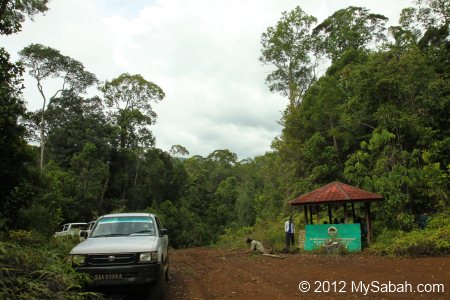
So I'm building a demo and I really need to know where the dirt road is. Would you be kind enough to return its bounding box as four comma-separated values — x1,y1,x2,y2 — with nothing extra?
165,247,450,300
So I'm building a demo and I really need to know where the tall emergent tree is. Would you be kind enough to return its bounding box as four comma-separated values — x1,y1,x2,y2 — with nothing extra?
260,6,319,109
18,44,98,171
101,73,164,149
101,73,164,199
0,0,48,228
312,6,388,62
169,144,189,157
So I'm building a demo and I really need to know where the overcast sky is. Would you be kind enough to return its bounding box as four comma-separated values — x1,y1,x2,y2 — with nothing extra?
1,0,413,160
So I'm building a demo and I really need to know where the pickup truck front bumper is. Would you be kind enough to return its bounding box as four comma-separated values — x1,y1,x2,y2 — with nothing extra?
77,263,162,287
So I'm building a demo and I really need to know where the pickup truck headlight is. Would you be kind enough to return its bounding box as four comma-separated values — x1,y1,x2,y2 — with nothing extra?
139,251,158,263
71,254,86,266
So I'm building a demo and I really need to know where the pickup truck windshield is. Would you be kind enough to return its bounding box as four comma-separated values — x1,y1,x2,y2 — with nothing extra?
91,216,156,237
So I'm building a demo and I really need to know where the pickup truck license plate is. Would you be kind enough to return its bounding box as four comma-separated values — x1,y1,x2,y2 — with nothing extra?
94,273,122,280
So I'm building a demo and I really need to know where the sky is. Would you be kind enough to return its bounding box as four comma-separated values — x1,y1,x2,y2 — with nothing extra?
1,0,413,160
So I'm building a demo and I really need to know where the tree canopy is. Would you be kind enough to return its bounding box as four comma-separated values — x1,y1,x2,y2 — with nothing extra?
259,6,318,108
19,43,98,171
1,0,448,251
0,0,48,35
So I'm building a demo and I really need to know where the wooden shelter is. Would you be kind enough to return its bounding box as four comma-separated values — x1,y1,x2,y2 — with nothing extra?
289,181,384,244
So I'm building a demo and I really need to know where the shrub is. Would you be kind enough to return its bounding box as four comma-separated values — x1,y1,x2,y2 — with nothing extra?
215,226,254,250
217,214,302,252
20,205,64,238
0,236,102,299
426,210,450,229
255,218,286,251
312,241,349,255
9,229,47,246
369,211,450,257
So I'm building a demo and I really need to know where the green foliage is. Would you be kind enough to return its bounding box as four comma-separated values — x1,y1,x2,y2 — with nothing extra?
70,143,108,216
399,0,449,41
313,6,388,61
169,144,189,157
144,199,210,248
38,162,79,221
0,47,32,228
20,205,63,237
101,73,164,113
1,0,448,263
19,43,98,172
19,44,98,96
0,236,102,299
217,215,301,252
426,210,450,229
255,218,290,251
0,0,49,35
344,128,449,230
210,176,238,231
215,226,254,250
45,94,113,169
101,73,164,150
9,229,35,243
254,0,449,256
370,211,450,256
259,6,318,108
234,190,256,227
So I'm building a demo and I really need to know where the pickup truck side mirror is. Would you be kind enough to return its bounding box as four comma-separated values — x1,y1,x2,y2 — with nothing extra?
80,231,88,238
161,228,168,236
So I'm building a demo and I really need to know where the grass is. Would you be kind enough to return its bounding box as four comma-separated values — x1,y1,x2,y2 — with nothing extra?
216,215,302,253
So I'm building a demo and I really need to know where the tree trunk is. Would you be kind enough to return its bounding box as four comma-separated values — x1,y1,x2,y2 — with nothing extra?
39,117,45,172
134,150,141,186
99,163,110,212
37,81,47,172
328,116,339,152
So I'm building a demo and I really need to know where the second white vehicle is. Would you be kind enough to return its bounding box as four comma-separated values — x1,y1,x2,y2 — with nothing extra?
54,223,86,238
79,221,96,241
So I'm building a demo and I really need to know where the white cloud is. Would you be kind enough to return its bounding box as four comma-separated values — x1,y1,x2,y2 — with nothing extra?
0,0,413,159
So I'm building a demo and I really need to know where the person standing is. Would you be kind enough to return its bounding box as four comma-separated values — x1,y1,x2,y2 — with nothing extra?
285,216,295,249
417,213,428,229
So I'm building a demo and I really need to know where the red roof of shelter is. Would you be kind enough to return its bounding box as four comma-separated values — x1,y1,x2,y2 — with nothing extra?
289,181,383,206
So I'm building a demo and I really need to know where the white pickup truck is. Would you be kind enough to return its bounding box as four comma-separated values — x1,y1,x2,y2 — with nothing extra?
69,213,169,299
79,221,96,241
54,223,87,238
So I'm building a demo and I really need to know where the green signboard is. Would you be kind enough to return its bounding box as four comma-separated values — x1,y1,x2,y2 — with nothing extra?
304,224,361,252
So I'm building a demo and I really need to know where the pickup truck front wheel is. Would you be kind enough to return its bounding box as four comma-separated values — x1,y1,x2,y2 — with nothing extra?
165,256,170,281
146,265,166,300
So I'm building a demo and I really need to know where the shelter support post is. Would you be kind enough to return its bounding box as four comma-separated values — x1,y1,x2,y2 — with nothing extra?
343,203,348,223
304,205,309,225
351,202,356,223
365,202,372,244
327,205,332,224
309,205,314,225
316,205,320,224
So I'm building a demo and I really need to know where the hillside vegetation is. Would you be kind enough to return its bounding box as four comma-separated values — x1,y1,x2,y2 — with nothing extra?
0,1,449,298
